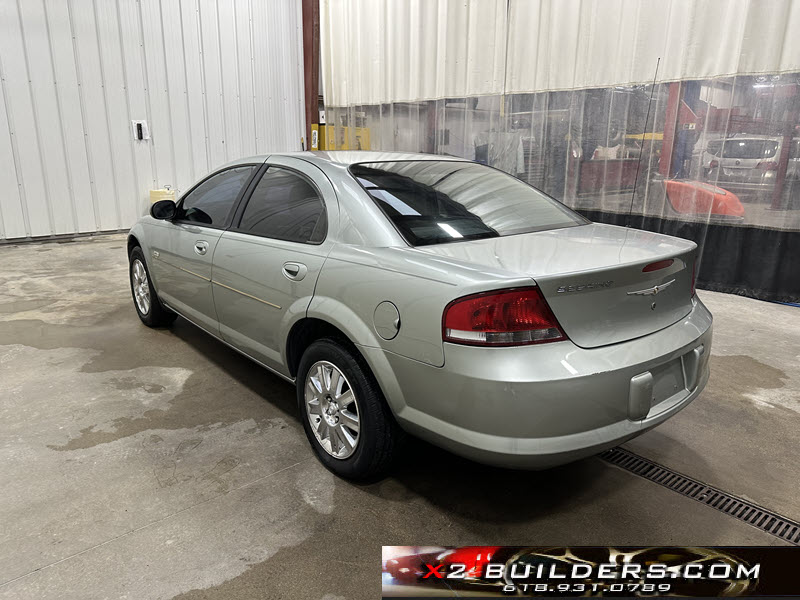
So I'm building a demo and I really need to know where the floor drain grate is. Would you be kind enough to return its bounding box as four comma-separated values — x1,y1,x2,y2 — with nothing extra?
601,447,800,546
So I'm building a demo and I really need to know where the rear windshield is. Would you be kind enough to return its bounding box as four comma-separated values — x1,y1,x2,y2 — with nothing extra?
707,139,779,159
350,161,586,246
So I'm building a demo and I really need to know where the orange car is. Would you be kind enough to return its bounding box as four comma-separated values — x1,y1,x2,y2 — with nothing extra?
661,179,745,220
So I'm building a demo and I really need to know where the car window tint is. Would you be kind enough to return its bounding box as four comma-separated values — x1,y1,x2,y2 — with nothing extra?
179,166,256,226
350,161,586,246
238,167,327,243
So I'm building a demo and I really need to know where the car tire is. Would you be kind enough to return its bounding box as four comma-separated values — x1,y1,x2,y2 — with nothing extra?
129,246,177,328
297,338,403,480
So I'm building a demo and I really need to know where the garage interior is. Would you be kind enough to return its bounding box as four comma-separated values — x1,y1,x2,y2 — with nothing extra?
1,1,799,599
2,236,798,598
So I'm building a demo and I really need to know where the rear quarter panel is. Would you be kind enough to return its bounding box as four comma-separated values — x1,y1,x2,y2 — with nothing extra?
309,244,531,368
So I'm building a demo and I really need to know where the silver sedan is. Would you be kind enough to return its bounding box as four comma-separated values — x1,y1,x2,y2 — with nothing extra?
128,151,712,479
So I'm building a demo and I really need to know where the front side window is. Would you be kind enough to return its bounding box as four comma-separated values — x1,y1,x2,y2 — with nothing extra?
178,166,256,227
238,167,327,243
350,161,586,246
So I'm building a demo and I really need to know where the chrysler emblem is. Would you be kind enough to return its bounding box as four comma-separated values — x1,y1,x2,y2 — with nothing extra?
627,279,675,296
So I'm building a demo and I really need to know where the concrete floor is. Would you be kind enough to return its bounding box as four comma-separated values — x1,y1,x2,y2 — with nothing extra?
0,234,797,599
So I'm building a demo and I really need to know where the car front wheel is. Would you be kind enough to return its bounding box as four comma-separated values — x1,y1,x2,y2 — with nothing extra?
297,338,402,479
129,246,177,328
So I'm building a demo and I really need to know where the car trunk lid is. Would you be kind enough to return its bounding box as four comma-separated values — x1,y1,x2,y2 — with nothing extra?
417,223,697,348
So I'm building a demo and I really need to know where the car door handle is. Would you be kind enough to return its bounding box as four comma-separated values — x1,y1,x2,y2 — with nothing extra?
282,262,307,281
194,240,209,256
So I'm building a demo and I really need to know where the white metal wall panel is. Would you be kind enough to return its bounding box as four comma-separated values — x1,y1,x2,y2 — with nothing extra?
95,0,139,230
161,1,194,192
70,0,121,233
0,1,49,237
321,0,506,107
116,0,158,219
18,0,73,235
0,0,304,240
140,0,176,193
198,0,226,168
321,0,800,106
504,0,798,93
177,0,208,182
0,72,24,239
44,0,97,234
234,0,256,159
252,0,305,156
218,1,242,161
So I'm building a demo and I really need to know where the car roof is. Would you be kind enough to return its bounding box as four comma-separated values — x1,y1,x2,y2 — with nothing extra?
214,151,472,248
215,150,472,170
276,150,470,166
220,150,470,170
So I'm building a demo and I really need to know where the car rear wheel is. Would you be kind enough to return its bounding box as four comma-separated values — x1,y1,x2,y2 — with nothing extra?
129,246,177,328
297,338,402,479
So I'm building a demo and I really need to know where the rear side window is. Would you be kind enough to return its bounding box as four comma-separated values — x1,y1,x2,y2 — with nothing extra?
238,167,327,243
179,166,256,227
350,161,586,246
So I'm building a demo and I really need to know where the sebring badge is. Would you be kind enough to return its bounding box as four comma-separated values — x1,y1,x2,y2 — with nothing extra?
627,279,675,296
556,280,614,293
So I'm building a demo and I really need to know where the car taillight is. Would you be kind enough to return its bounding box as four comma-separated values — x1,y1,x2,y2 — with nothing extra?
691,259,697,297
643,258,674,272
709,160,719,169
443,287,566,346
757,161,778,170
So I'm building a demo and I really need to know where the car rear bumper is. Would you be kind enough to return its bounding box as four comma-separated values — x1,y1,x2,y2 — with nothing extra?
365,298,712,469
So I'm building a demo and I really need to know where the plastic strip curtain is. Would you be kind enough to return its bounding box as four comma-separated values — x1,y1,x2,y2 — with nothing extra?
321,0,800,302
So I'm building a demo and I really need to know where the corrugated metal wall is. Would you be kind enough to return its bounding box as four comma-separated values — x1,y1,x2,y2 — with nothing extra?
321,0,800,106
0,0,305,241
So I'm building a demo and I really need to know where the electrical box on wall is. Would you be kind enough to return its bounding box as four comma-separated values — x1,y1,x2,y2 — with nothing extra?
131,120,150,141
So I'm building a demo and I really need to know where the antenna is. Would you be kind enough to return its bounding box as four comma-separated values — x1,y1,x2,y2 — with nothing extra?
627,57,661,227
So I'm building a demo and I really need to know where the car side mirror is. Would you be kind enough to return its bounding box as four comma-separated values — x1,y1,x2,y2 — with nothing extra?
150,200,176,220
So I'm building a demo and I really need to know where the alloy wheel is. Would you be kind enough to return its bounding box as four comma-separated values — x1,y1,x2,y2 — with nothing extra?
131,259,151,315
304,360,360,459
